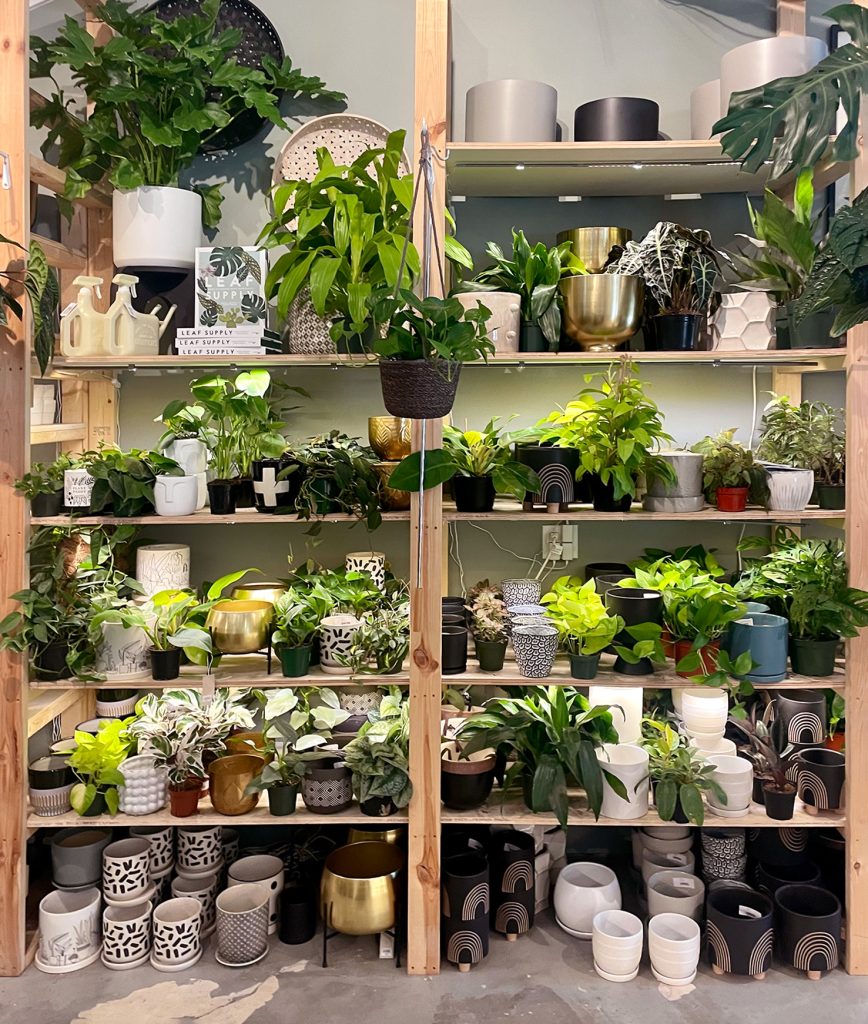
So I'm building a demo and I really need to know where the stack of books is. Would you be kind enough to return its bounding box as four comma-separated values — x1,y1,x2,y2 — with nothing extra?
173,327,282,356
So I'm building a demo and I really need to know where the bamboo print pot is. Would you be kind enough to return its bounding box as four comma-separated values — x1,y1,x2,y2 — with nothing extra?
512,625,558,679
102,838,152,904
442,851,490,971
775,884,841,977
706,888,774,979
101,903,152,970
172,871,221,938
345,551,386,591
554,862,621,939
215,883,270,967
797,749,845,812
592,910,643,983
129,825,173,876
319,614,361,673
36,888,102,974
490,830,536,940
177,826,222,876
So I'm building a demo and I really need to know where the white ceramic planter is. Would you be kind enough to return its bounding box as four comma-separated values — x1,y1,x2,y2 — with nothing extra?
154,475,198,517
151,897,203,971
345,551,386,591
720,36,828,117
135,543,191,598
553,862,621,938
129,825,174,876
707,754,753,815
648,912,701,986
713,292,775,351
119,755,168,815
592,909,644,982
455,291,521,352
215,883,270,966
102,903,152,970
641,847,696,888
95,693,139,718
632,828,693,869
172,870,221,938
177,825,222,876
588,686,643,743
680,687,729,735
764,468,815,512
102,837,152,903
319,614,362,674
166,439,208,510
597,744,650,821
95,620,151,680
647,869,706,923
690,78,721,139
37,888,102,973
465,79,558,142
691,734,737,758
50,828,113,889
29,783,74,817
227,854,285,935
513,625,558,679
113,186,202,269
63,468,94,509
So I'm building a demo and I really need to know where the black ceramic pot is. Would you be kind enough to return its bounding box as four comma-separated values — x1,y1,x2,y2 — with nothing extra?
443,613,466,628
150,646,181,681
442,625,468,676
790,636,840,677
590,475,633,512
796,748,845,812
573,96,659,141
585,562,630,581
361,795,398,817
519,320,548,352
771,689,827,748
605,586,663,675
34,641,69,681
816,485,845,510
453,476,496,513
232,477,256,508
706,887,774,978
488,829,535,938
757,859,822,897
441,754,496,811
28,756,73,790
515,445,584,509
809,830,846,904
763,783,797,821
748,827,808,868
252,458,296,513
775,884,842,975
207,479,236,516
442,852,490,968
31,490,64,518
654,313,704,351
379,359,460,419
279,886,317,944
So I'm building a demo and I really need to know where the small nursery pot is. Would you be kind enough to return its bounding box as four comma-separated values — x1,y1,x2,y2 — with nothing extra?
817,484,846,510
553,862,621,939
790,635,840,678
475,638,507,672
762,782,797,821
268,783,299,816
597,743,649,820
216,883,270,966
519,319,548,352
379,358,460,419
569,651,601,679
441,749,497,811
647,870,705,923
150,646,181,681
716,486,748,512
706,887,774,978
654,313,704,351
775,884,842,975
206,479,236,516
648,912,701,986
169,778,203,817
592,910,644,983
442,625,469,675
31,489,64,518
585,561,631,580
453,475,496,513
361,795,398,817
797,748,845,812
279,644,312,678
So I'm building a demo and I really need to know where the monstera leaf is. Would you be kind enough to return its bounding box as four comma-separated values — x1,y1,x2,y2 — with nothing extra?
714,5,868,177
208,247,247,276
241,294,267,323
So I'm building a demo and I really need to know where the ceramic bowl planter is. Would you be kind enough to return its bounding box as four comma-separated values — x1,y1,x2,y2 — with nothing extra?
36,888,102,974
475,638,507,672
379,359,461,419
215,883,270,967
680,687,729,736
50,828,113,889
597,744,650,820
706,887,774,979
319,614,361,674
118,755,168,815
150,897,203,971
647,870,705,923
177,825,222,876
512,625,558,678
797,748,845,813
592,910,643,983
648,912,701,986
490,830,536,940
643,450,704,512
605,587,663,675
775,884,841,978
102,837,152,904
764,467,815,512
561,273,644,352
442,851,490,971
102,902,152,970
280,886,318,945
727,613,789,684
465,79,557,142
554,862,621,939
441,748,497,811
208,754,264,816
574,96,659,141
442,625,469,675
28,756,74,817
790,636,840,678
707,755,753,817
154,474,198,517
129,825,173,876
113,185,201,269
301,759,353,815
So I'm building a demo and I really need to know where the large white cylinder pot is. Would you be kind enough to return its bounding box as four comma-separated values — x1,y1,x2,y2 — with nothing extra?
680,687,729,735
588,685,643,743
95,619,152,680
592,909,644,983
227,854,285,935
690,78,721,139
720,36,828,116
707,754,753,815
319,614,362,674
553,862,621,938
113,186,202,269
154,475,198,517
764,468,815,512
465,79,558,142
455,291,521,353
648,912,702,986
597,743,650,820
135,543,191,598
641,847,696,888
647,869,706,923
150,897,203,971
37,888,102,973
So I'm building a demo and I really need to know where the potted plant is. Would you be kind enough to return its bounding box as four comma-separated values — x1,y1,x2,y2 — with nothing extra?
541,576,624,679
458,686,622,828
810,403,846,510
538,359,676,511
466,585,508,672
338,596,410,676
271,585,333,677
607,221,723,350
343,689,413,816
32,0,343,266
67,719,133,816
155,402,213,510
692,429,755,511
755,394,819,511
457,229,587,351
641,719,725,825
15,454,74,517
0,232,58,376
79,446,166,517
728,709,796,820
288,432,383,530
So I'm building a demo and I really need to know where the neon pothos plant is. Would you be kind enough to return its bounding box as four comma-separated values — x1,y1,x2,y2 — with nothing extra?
0,235,59,375
541,577,624,656
641,719,725,825
67,718,133,815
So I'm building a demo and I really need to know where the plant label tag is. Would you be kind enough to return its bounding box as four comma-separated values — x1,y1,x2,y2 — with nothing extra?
201,673,216,700
666,853,688,865
673,877,693,889
59,302,76,319
739,905,762,919
378,932,394,959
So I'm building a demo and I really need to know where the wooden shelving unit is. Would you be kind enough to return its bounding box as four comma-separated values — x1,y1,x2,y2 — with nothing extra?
29,422,86,446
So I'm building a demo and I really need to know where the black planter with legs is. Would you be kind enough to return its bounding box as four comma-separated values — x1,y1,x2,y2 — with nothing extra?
706,887,774,979
775,884,842,977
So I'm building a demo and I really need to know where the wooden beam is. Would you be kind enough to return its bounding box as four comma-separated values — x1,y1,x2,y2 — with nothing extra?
31,234,86,272
29,155,110,209
0,0,31,979
777,0,806,34
406,0,448,978
771,367,803,403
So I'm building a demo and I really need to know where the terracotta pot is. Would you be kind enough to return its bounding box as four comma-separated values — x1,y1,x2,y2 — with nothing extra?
169,778,202,818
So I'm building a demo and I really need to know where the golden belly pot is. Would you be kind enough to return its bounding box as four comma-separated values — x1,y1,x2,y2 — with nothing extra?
561,274,644,351
556,226,632,273
320,841,405,936
207,754,264,815
231,581,287,604
207,599,273,654
347,825,406,846
368,416,412,461
374,462,412,511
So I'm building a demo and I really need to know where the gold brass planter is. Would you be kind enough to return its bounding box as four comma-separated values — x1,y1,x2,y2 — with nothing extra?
556,226,632,272
374,462,412,511
368,417,412,461
207,600,273,654
561,274,644,351
207,754,264,815
231,581,287,604
320,841,405,936
347,825,405,846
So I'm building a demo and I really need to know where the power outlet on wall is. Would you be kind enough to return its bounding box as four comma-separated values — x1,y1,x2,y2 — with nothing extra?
541,524,578,562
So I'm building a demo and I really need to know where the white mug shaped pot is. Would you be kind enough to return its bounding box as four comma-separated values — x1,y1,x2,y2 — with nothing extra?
592,909,644,983
102,837,152,902
597,744,650,820
707,754,753,813
680,687,729,734
648,912,702,986
215,882,270,967
37,887,102,974
553,862,621,939
647,869,706,923
151,897,202,969
154,474,198,517
102,902,152,969
227,854,285,935
641,847,696,888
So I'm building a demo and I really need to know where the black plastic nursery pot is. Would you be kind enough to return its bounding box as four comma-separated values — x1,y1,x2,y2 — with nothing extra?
777,303,842,350
31,490,64,517
279,644,312,678
34,641,69,681
762,783,797,821
475,638,507,672
232,477,256,508
816,485,846,510
654,313,704,351
441,754,497,811
569,652,600,679
81,791,109,817
310,477,340,515
279,886,317,945
150,646,181,681
453,475,496,513
268,784,299,816
207,479,236,516
590,475,633,513
442,625,469,675
789,636,840,677
519,320,548,352
361,795,399,817
379,359,460,419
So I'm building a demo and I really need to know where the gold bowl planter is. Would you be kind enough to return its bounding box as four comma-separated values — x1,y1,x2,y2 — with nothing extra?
368,417,412,461
231,581,287,604
556,226,632,273
347,825,405,846
207,754,264,816
561,274,644,351
207,600,273,654
320,841,405,936
374,462,412,511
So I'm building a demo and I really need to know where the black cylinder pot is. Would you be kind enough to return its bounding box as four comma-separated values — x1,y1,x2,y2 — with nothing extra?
150,646,181,681
442,625,468,675
584,561,630,581
775,884,842,976
31,490,65,518
706,887,774,978
452,476,496,513
573,96,659,141
279,886,317,945
654,313,704,351
232,477,256,508
748,827,809,868
515,445,584,510
796,748,845,812
756,859,822,898
442,851,490,970
589,474,633,512
605,586,663,675
771,689,827,749
441,754,496,811
488,829,535,939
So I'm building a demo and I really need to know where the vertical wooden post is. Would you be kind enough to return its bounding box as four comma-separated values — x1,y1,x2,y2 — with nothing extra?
406,0,448,977
0,0,31,978
776,0,807,34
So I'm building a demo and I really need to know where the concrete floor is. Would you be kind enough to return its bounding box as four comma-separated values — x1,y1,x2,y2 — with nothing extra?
3,912,868,1024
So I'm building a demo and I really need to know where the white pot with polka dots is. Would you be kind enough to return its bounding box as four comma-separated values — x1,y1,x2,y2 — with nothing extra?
227,855,284,935
150,897,203,971
177,825,222,876
118,755,168,815
102,902,152,970
345,551,386,591
215,883,270,966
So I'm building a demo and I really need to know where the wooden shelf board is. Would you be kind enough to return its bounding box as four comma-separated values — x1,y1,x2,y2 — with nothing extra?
445,139,846,198
32,234,86,271
29,155,110,209
31,508,412,526
26,688,82,737
29,422,86,445
444,500,845,523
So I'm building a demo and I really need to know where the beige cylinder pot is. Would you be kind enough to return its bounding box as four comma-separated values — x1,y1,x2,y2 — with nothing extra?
455,291,521,352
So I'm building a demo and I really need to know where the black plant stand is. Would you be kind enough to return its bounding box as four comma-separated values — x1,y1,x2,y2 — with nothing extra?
321,900,403,969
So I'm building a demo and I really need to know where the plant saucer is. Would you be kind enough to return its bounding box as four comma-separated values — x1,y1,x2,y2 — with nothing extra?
51,878,100,893
707,803,751,819
35,947,102,974
554,916,591,940
594,962,639,983
650,967,696,986
150,949,203,973
175,860,222,880
215,946,269,968
101,950,150,971
103,882,156,908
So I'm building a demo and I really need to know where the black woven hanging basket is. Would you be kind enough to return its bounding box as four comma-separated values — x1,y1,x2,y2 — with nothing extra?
148,0,284,152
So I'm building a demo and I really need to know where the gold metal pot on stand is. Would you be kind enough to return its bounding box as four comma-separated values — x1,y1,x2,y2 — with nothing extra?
560,274,644,352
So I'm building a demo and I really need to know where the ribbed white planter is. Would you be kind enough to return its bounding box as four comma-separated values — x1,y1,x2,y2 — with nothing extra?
680,687,728,735
36,888,102,973
647,869,706,922
592,909,644,982
765,468,815,512
166,439,208,510
113,186,201,269
554,862,621,938
597,744,650,820
707,754,753,815
29,783,74,817
648,912,701,986
119,755,168,815
95,693,139,718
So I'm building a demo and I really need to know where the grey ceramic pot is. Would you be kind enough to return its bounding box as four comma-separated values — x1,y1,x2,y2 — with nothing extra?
465,79,557,142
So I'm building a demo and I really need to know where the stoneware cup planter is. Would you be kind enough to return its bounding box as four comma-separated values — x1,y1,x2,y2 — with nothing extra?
177,825,222,876
455,291,520,352
774,883,842,978
490,830,536,940
279,886,318,946
50,828,113,889
28,756,74,817
588,685,643,744
591,909,644,983
379,359,461,419
706,887,774,979
113,185,201,269
597,743,650,820
267,783,299,816
171,871,221,938
228,855,286,935
101,902,152,970
790,636,840,678
150,897,203,972
102,838,152,904
707,754,754,816
512,625,559,678
465,79,558,142
442,625,469,675
641,848,696,889
764,467,815,512
118,755,168,815
757,860,822,897
319,614,361,674
301,759,353,815
797,748,845,813
154,474,198,517
208,754,264,816
648,912,702,986
647,870,705,923
441,748,497,811
36,888,102,974
553,862,621,939
727,613,789,684
129,825,173,876
215,883,270,967
442,851,490,971
475,638,507,672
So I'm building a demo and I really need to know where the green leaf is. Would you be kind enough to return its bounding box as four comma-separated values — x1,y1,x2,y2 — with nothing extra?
578,739,604,818
388,449,456,491
655,779,677,821
308,256,342,317
679,782,705,826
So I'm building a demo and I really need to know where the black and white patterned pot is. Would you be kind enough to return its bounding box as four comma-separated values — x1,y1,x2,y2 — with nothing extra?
150,897,202,969
216,883,270,966
319,614,361,674
501,579,543,607
129,826,174,877
102,838,151,903
796,749,845,811
345,551,386,591
177,826,222,875
102,903,152,969
775,884,842,976
172,870,221,938
227,854,285,935
442,852,490,969
512,625,558,679
301,761,353,815
489,830,535,938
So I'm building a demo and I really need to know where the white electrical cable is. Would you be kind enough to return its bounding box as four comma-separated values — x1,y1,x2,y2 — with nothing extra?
749,364,759,450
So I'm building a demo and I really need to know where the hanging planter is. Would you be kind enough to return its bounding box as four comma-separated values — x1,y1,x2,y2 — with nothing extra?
379,358,461,419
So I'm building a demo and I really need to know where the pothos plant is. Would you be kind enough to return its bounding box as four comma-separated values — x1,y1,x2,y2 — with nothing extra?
0,234,59,375
541,577,624,656
67,718,133,815
342,688,413,809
